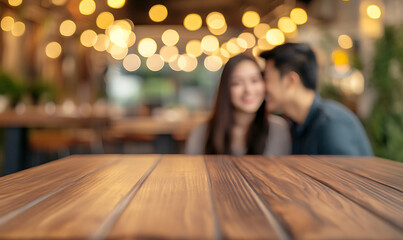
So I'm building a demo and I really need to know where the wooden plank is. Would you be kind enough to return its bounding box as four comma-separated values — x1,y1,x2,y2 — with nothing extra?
205,155,283,240
282,156,403,230
232,156,402,239
106,155,216,239
0,155,121,216
310,156,403,192
0,155,159,239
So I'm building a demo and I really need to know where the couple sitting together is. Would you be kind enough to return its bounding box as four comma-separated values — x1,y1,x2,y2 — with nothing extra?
186,43,373,156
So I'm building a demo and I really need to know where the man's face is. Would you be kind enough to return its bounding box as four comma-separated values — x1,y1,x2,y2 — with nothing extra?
264,60,287,113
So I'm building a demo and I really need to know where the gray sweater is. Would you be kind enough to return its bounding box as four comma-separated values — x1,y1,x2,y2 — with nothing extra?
185,115,291,155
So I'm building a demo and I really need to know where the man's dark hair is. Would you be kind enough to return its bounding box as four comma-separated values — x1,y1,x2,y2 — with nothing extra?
260,43,318,90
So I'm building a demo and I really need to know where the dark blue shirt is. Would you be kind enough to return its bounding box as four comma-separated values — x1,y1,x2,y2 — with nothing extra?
291,95,373,156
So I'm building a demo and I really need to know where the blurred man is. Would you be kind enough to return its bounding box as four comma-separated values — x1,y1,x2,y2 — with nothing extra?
260,43,373,156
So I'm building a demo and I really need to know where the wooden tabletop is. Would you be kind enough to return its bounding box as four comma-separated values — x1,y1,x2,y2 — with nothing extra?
0,155,402,239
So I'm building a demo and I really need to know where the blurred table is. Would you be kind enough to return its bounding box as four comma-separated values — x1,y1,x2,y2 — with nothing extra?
0,155,401,239
106,115,208,154
0,110,109,175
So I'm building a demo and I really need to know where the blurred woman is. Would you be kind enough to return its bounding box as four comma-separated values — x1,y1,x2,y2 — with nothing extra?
185,54,291,155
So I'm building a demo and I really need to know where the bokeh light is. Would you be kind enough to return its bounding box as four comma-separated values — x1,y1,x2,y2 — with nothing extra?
338,34,353,49
201,35,219,53
367,4,381,19
80,29,98,47
266,28,285,46
138,38,157,57
162,29,179,46
238,32,256,49
123,54,141,71
79,0,96,15
184,14,202,31
160,45,179,62
60,20,76,37
11,21,25,37
242,11,260,28
149,4,168,22
52,0,67,6
96,12,114,30
94,34,110,51
1,16,14,32
332,49,349,65
8,0,22,7
107,0,125,9
45,42,62,59
146,54,164,71
290,8,308,25
206,12,226,30
204,56,223,72
278,17,297,33
178,54,198,72
186,40,203,57
253,23,270,39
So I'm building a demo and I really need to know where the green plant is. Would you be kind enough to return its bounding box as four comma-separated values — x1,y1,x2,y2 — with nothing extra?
366,25,403,162
30,79,58,104
0,71,26,106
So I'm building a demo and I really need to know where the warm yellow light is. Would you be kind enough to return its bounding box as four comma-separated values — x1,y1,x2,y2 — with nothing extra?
138,38,157,57
208,24,227,35
186,40,203,57
162,29,179,46
11,21,25,37
79,0,96,16
290,8,308,25
60,20,76,37
338,34,353,49
230,38,246,53
253,23,270,39
204,56,222,72
167,57,179,71
52,0,67,6
178,55,198,72
45,42,62,59
94,34,110,51
238,32,256,49
146,54,164,71
8,0,22,7
107,0,125,9
266,28,285,46
278,17,297,33
242,11,260,28
160,45,179,62
225,41,241,55
332,49,349,66
184,13,202,31
201,35,219,53
1,16,14,32
80,29,97,47
123,54,141,72
206,12,226,30
236,38,248,49
367,5,381,19
110,46,128,60
258,38,273,50
109,26,131,48
96,12,114,29
220,48,231,58
149,4,168,22
127,31,136,47
252,46,261,58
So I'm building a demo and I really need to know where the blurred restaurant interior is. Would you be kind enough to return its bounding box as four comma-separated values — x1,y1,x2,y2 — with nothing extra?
0,0,402,175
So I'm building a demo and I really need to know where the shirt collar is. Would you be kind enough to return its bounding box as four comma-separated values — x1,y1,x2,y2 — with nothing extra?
292,94,322,135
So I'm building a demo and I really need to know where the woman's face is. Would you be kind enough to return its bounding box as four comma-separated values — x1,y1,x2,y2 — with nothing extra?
230,60,265,114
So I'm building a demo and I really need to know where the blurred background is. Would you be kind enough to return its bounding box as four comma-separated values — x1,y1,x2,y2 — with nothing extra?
0,0,402,175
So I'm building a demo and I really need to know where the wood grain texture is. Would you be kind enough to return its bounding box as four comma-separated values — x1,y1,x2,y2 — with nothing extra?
107,155,216,239
310,156,403,192
0,155,120,217
282,155,403,230
0,155,159,239
205,155,283,240
232,156,402,239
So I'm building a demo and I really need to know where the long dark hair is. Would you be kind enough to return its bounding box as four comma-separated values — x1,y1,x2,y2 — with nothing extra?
204,54,269,154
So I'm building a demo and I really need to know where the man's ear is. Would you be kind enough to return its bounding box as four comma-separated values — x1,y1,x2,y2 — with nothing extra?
287,71,302,88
